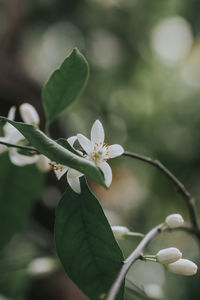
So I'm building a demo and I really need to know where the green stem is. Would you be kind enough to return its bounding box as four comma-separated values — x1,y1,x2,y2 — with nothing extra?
0,141,38,153
128,232,144,238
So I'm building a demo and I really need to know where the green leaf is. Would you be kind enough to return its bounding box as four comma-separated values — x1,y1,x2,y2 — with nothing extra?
56,138,81,157
0,153,44,251
0,118,106,187
55,177,124,300
42,48,89,126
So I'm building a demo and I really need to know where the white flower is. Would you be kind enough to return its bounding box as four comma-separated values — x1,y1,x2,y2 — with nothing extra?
167,259,197,276
36,155,51,172
77,120,124,187
111,226,130,239
0,106,38,166
156,247,182,264
50,136,83,194
165,214,184,228
19,103,40,125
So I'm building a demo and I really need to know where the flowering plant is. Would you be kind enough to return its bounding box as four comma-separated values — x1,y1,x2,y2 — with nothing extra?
0,49,199,300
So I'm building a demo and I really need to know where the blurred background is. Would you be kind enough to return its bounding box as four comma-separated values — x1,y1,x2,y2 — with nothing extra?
0,0,200,299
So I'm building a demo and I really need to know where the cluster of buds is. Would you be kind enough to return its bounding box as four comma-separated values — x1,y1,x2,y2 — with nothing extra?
145,214,197,276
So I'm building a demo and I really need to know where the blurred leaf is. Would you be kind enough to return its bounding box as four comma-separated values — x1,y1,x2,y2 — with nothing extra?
0,118,106,187
0,153,44,251
42,48,89,126
55,177,124,300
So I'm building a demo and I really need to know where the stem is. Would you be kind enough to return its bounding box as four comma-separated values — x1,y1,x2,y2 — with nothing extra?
128,232,144,238
123,151,199,232
106,224,163,300
0,141,38,153
106,223,197,300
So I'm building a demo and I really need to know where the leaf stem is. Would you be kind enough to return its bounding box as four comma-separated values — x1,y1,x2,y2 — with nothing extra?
127,232,145,238
123,151,199,234
0,141,38,153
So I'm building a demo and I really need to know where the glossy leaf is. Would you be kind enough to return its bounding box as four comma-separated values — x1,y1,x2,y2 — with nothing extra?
0,118,106,187
55,177,124,300
42,48,89,125
0,153,44,251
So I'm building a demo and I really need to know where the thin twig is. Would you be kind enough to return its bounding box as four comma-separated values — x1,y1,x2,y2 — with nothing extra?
106,223,197,300
0,140,38,153
123,151,199,232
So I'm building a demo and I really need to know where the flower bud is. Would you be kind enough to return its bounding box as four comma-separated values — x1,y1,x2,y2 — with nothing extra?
167,259,197,276
165,214,184,228
156,247,182,264
19,103,40,125
111,226,130,240
36,155,51,172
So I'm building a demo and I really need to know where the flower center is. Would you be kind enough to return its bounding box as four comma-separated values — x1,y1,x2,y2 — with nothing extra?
48,162,64,172
91,142,110,163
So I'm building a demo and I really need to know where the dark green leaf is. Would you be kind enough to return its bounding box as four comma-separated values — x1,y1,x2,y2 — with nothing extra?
55,177,124,300
56,138,82,157
0,118,106,187
0,153,44,251
42,48,89,125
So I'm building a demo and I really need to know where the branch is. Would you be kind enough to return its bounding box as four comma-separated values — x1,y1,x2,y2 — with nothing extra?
0,141,38,153
123,151,199,232
106,223,197,300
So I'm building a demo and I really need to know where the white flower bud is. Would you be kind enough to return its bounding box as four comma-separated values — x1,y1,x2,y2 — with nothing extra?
165,214,184,228
167,259,197,276
111,226,130,240
36,155,51,172
19,103,40,125
156,247,182,264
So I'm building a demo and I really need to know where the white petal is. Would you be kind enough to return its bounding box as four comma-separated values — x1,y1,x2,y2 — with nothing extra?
54,165,68,180
91,120,105,144
98,161,112,187
77,134,93,154
67,170,82,194
67,136,77,148
19,103,40,125
68,168,83,178
7,106,16,120
9,149,38,166
0,136,9,153
36,155,51,172
108,144,124,158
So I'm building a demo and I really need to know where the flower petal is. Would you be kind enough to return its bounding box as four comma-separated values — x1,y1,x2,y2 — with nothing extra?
7,106,16,120
108,144,124,158
67,136,77,148
54,165,68,180
77,134,93,154
98,161,112,187
36,155,51,172
9,149,38,166
67,169,83,194
0,136,9,153
91,120,105,144
19,103,40,125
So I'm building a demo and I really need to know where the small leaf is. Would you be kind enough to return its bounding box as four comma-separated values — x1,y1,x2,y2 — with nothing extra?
42,48,89,126
0,118,105,187
0,153,44,251
55,177,124,300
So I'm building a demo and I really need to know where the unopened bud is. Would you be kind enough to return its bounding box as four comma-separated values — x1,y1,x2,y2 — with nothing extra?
36,155,51,172
19,103,40,125
111,226,130,240
165,214,184,228
167,259,197,276
156,247,182,264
